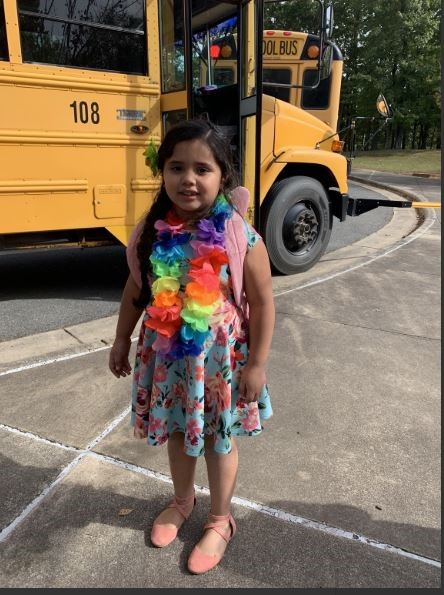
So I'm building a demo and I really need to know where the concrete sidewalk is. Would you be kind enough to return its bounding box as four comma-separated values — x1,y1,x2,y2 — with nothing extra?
0,175,441,588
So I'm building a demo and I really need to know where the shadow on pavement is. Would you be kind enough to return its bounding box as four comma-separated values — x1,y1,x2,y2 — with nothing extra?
0,453,440,588
0,246,128,303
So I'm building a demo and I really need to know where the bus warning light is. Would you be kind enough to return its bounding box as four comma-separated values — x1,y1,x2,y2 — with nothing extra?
220,45,232,58
210,45,221,58
307,45,320,59
331,140,344,153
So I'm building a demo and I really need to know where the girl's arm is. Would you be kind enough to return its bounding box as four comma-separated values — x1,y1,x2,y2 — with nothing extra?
239,240,275,402
109,274,144,378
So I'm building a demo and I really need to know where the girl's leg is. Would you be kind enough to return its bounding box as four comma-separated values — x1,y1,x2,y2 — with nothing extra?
196,436,238,556
153,432,197,529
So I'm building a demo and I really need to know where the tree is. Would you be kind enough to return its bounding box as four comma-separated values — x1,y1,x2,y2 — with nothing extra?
264,0,441,150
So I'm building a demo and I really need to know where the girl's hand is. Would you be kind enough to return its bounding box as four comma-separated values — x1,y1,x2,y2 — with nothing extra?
239,363,266,403
109,337,132,378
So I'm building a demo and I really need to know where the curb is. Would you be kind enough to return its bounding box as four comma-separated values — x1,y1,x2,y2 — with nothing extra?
349,175,437,233
411,172,440,179
351,168,440,180
349,175,422,202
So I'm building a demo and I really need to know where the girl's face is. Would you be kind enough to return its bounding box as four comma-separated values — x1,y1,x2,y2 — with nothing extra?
162,139,223,220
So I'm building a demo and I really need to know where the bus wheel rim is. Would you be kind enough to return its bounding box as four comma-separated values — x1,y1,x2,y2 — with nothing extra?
282,202,319,255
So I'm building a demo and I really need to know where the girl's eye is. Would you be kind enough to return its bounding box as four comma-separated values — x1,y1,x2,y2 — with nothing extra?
197,167,209,174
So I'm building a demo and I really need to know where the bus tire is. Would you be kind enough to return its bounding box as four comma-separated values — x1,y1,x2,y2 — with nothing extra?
262,176,332,275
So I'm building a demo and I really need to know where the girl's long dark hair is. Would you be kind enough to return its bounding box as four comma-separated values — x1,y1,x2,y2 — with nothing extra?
133,119,239,309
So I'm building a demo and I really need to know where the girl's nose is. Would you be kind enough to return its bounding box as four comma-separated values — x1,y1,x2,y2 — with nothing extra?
181,169,195,185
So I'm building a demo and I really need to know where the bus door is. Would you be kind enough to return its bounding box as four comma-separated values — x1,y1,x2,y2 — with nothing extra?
158,0,189,130
183,0,263,226
239,0,263,227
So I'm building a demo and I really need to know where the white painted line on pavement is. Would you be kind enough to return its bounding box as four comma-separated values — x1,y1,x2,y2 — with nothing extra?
87,451,442,570
85,405,131,450
0,421,441,569
274,210,437,299
0,346,110,377
88,451,174,485
0,406,130,543
0,337,139,378
0,423,81,453
229,496,442,569
0,452,87,542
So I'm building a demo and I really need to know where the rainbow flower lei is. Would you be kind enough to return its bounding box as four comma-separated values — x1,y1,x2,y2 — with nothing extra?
144,194,233,360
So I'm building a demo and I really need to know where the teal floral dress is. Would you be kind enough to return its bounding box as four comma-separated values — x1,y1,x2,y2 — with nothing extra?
130,221,273,457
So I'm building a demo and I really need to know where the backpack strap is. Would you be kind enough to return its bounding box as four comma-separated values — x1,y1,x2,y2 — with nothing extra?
226,187,250,320
230,186,249,217
126,218,145,288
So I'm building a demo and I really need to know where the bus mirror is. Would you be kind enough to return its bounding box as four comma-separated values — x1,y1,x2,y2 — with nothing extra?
324,4,334,39
376,94,393,119
320,45,333,80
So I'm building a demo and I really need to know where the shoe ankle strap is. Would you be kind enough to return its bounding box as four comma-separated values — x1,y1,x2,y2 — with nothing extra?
207,513,230,524
174,493,195,506
168,492,196,520
204,513,236,543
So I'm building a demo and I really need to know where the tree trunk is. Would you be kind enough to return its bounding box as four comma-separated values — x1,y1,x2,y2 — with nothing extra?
419,124,429,150
402,129,407,149
411,121,418,149
394,126,403,149
384,127,390,149
391,126,396,149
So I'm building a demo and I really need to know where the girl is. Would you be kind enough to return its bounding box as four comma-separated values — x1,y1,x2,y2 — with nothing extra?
109,119,274,574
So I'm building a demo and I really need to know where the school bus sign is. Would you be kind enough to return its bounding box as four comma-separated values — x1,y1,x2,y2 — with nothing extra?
262,36,300,59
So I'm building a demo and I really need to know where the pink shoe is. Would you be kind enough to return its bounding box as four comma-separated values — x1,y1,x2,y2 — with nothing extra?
150,493,196,548
187,513,237,574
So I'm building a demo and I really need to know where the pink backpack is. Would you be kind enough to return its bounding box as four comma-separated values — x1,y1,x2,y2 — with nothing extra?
126,186,251,319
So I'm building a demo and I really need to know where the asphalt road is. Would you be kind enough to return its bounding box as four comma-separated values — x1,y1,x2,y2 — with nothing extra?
0,181,392,342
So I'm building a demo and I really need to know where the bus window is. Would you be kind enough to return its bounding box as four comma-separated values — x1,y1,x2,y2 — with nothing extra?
192,14,237,89
159,0,185,93
301,68,331,109
0,0,8,61
17,0,146,74
263,68,291,102
163,109,187,133
192,12,238,128
213,67,235,86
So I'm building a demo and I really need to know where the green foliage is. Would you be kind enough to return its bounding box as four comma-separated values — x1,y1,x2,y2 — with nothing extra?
264,1,320,32
144,139,159,177
265,0,441,150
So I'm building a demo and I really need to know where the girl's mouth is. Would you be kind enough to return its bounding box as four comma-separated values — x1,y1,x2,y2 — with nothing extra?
179,192,198,198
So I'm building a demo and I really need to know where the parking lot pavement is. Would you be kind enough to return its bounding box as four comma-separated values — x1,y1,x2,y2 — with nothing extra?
0,176,441,587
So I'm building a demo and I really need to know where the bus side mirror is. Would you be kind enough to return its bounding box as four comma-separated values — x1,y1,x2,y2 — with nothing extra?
376,93,393,119
320,45,333,79
324,4,334,39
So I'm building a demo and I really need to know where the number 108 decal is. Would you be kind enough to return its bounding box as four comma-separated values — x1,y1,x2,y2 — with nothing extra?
69,101,100,124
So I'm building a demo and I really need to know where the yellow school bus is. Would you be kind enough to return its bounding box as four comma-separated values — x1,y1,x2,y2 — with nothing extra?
0,1,396,274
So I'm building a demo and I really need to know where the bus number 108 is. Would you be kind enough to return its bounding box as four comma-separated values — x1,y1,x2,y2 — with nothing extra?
69,101,100,124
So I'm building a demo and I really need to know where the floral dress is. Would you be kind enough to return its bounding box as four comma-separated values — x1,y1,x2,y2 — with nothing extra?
130,221,273,457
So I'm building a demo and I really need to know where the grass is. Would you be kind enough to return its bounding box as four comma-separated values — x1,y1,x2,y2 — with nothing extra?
351,150,441,175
